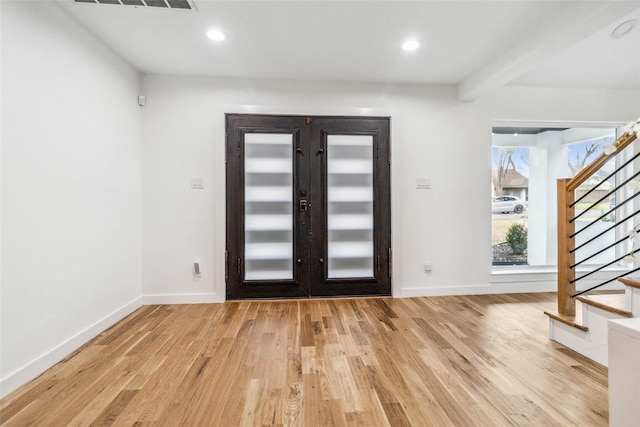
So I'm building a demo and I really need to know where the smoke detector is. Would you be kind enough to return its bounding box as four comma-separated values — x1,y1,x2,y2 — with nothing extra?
74,0,197,11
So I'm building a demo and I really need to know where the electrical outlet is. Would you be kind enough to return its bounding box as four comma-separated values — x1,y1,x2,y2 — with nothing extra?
191,176,204,189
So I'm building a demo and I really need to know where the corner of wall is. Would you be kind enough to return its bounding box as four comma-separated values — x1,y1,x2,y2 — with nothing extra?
0,297,143,399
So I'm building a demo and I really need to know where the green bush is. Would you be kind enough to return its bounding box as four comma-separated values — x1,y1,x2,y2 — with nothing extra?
506,223,528,254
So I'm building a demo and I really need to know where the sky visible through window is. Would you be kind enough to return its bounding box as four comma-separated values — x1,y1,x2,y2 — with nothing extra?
491,147,529,177
492,135,616,180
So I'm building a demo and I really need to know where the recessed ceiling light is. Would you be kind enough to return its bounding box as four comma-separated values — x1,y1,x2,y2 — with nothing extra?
207,29,228,42
402,39,420,51
611,19,637,39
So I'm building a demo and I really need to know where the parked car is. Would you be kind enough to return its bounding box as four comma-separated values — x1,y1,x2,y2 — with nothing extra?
492,196,526,214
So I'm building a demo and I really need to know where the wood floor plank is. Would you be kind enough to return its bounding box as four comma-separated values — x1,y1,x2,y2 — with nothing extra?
1,293,610,426
89,389,139,426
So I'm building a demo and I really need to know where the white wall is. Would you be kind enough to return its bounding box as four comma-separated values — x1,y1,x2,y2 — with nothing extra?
0,2,143,397
1,0,638,401
140,76,640,301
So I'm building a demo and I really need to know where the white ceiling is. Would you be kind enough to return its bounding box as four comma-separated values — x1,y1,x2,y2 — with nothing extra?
59,0,640,100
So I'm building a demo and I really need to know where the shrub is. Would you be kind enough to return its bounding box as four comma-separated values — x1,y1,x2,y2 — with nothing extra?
506,223,527,255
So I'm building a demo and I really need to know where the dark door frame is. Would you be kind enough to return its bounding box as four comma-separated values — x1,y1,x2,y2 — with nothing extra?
226,114,391,300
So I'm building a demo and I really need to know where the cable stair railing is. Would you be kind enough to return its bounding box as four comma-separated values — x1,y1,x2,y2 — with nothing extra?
556,117,640,317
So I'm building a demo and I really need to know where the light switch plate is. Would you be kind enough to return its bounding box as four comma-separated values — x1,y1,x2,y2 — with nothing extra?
416,178,431,189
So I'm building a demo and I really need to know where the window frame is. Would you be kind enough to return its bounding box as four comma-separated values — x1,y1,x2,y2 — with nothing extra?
490,120,627,276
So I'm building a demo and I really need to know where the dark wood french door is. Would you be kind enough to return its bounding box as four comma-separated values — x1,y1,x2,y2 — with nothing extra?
226,114,391,299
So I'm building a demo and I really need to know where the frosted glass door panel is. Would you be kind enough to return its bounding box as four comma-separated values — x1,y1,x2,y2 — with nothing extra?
244,133,293,281
227,114,390,299
327,135,374,278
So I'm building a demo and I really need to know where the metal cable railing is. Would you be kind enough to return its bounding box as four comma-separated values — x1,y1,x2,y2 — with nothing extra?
572,265,640,298
569,172,640,235
570,149,640,214
571,209,640,255
571,250,631,284
566,138,639,298
557,120,639,314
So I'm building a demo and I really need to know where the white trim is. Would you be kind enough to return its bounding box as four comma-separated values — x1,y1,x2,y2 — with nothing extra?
395,282,557,298
143,293,223,305
490,267,557,283
0,297,143,399
492,119,627,129
489,266,627,294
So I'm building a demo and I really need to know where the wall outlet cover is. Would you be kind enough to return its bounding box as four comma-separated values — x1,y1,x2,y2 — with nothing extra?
191,177,204,189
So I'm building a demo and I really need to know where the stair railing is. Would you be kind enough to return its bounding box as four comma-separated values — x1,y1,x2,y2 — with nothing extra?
557,119,639,316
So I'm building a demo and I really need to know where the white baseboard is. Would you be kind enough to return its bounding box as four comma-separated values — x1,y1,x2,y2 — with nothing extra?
394,282,557,298
0,297,143,399
143,292,224,305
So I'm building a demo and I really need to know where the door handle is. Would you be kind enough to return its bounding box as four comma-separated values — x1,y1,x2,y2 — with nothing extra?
300,199,308,211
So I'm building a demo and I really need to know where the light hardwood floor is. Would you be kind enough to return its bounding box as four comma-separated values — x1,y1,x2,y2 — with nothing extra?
0,293,608,426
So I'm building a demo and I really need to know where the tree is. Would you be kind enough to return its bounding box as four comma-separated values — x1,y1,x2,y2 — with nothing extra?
568,141,604,176
493,148,517,196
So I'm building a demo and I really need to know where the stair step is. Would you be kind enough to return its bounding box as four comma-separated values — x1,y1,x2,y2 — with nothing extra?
544,310,588,331
576,293,632,318
619,277,640,290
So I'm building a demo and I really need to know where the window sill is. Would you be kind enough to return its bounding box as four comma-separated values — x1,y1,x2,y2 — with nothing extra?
490,266,557,283
490,265,629,284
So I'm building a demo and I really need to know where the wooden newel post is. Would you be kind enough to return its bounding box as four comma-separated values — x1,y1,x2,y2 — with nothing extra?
557,178,576,316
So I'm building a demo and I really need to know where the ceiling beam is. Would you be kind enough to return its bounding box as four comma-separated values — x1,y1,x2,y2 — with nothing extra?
457,1,640,102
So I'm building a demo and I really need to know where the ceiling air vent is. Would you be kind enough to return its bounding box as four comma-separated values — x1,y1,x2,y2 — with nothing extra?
74,0,196,10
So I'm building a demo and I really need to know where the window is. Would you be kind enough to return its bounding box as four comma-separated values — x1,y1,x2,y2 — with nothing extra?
491,125,618,267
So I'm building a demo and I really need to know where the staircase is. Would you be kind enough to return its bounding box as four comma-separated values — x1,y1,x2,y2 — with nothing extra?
545,278,640,366
546,117,640,366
